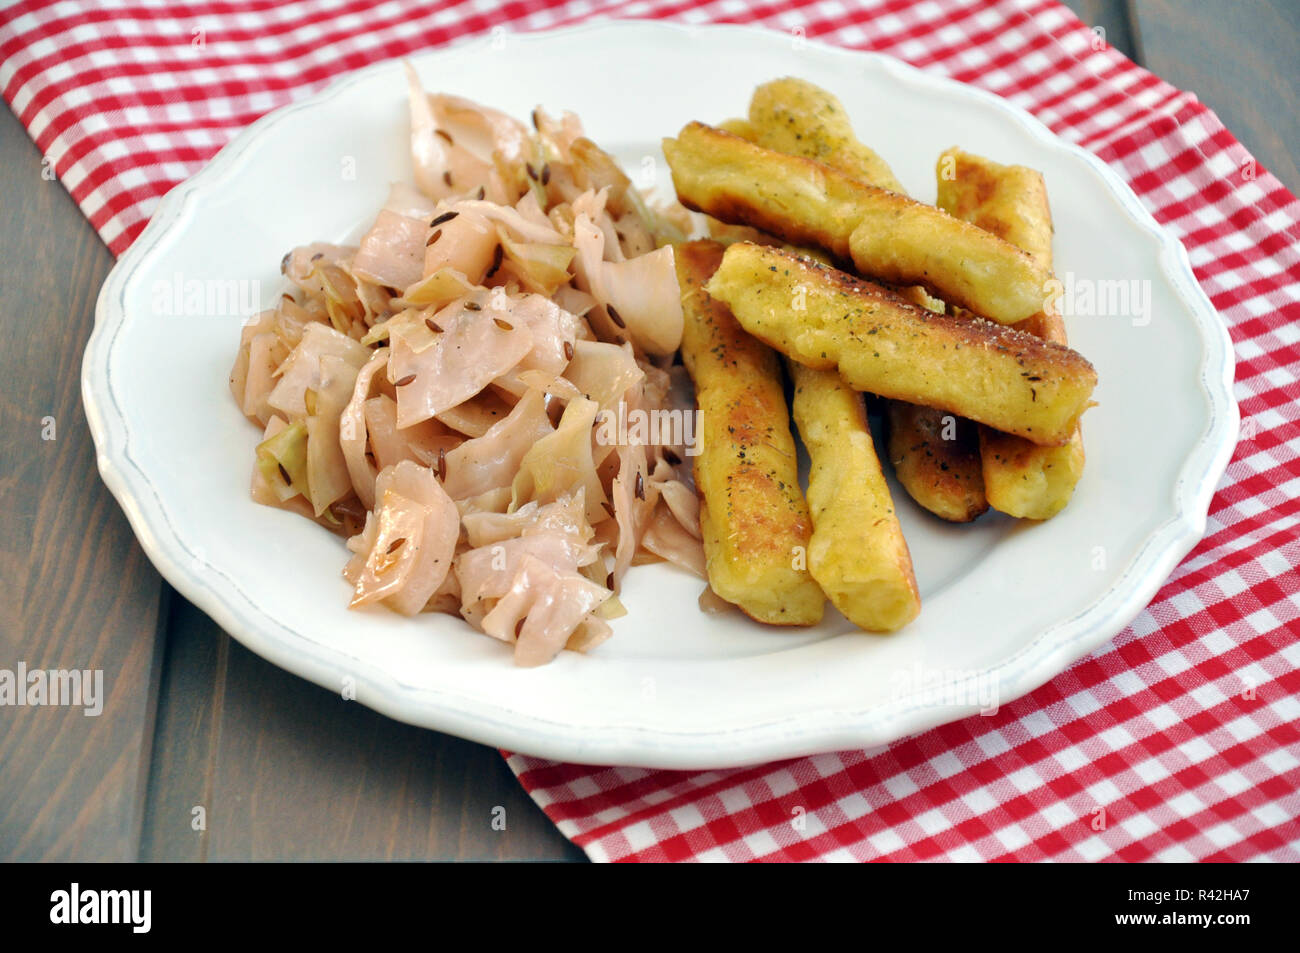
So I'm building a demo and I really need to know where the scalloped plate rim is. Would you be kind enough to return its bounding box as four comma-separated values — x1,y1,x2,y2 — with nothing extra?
82,20,1237,768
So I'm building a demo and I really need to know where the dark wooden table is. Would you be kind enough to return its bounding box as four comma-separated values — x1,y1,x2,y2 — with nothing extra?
2,0,1295,861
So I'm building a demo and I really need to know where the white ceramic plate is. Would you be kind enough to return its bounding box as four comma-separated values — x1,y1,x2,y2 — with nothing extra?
84,21,1235,769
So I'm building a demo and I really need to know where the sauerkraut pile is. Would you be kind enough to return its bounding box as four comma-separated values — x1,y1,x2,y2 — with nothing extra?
229,66,704,666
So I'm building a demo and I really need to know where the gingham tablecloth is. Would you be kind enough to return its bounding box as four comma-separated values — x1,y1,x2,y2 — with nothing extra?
6,0,1296,862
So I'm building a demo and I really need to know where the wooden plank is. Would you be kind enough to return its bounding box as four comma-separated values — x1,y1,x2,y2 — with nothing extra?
1062,0,1140,61
189,631,585,861
0,106,167,861
143,584,583,861
137,598,225,862
1130,0,1300,190
143,600,583,861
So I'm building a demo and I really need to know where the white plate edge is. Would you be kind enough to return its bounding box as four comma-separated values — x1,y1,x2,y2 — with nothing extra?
80,20,1239,768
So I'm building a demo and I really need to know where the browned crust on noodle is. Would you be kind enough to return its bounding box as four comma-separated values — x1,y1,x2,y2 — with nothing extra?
785,253,1096,380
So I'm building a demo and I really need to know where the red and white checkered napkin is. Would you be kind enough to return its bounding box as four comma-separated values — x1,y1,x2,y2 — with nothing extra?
5,0,1295,861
